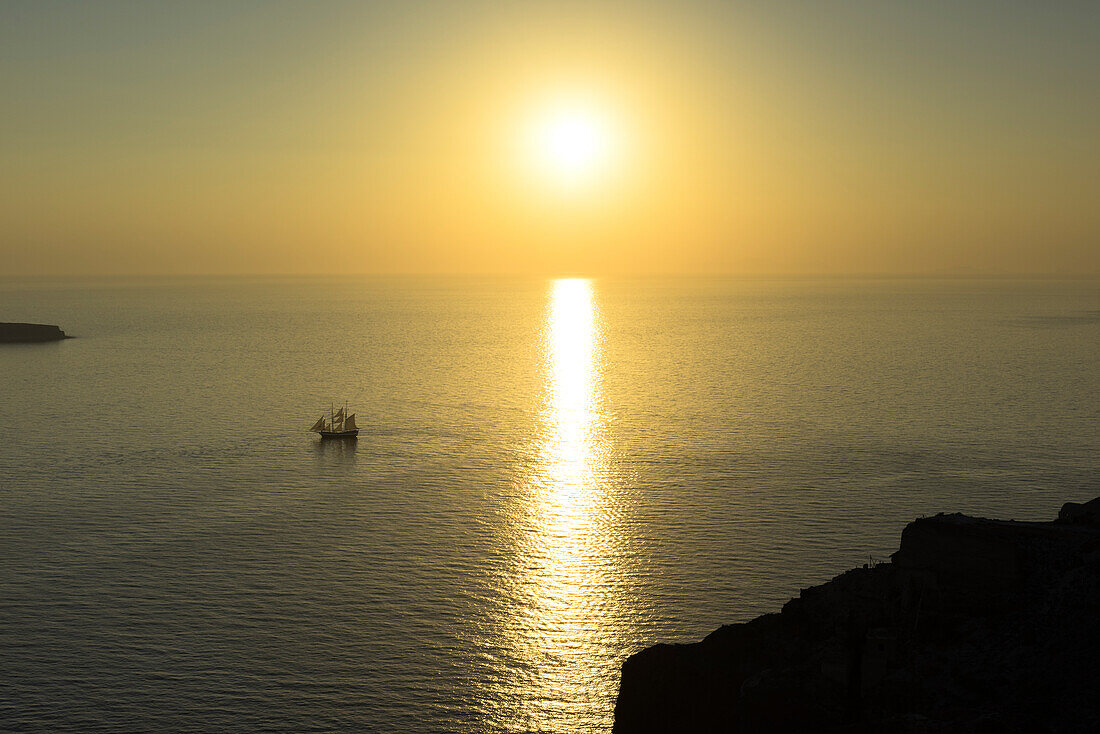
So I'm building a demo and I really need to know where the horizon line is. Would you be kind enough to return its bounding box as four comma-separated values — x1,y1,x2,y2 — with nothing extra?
2,272,1099,282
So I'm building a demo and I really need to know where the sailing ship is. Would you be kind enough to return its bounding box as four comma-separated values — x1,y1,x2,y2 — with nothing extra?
309,402,359,439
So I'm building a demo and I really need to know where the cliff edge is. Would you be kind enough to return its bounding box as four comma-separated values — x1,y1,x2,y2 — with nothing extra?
614,498,1100,733
0,322,70,342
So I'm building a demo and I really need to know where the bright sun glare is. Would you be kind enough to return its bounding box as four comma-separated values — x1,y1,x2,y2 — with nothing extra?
529,104,615,188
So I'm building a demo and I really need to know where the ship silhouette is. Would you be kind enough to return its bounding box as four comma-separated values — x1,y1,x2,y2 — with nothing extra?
309,402,359,439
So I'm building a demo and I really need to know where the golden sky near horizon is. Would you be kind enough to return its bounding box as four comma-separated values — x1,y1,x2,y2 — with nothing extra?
1,1,1097,276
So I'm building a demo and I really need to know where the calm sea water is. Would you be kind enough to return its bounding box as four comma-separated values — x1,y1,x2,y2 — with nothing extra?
1,277,1097,732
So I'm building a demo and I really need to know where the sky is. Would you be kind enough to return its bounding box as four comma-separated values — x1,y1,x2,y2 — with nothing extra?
1,0,1097,276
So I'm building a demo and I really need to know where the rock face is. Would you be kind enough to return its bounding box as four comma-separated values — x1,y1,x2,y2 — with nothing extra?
614,502,1100,733
1058,497,1100,527
0,322,69,342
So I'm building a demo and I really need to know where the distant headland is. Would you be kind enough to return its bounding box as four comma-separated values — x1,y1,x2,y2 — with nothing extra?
615,497,1100,733
0,322,71,343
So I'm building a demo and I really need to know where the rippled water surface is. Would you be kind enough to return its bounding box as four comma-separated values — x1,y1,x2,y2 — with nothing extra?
1,277,1097,732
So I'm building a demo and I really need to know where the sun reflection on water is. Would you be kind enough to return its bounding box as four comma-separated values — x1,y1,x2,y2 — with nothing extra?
544,278,603,528
500,278,622,730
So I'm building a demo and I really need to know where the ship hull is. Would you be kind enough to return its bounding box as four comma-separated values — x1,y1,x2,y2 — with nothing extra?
318,430,358,439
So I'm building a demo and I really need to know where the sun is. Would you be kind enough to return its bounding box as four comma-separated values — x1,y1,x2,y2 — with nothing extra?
527,103,616,188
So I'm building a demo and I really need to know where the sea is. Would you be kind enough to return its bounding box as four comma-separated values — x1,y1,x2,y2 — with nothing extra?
1,276,1097,732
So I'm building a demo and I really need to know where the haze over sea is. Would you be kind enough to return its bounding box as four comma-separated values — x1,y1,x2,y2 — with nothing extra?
1,276,1097,732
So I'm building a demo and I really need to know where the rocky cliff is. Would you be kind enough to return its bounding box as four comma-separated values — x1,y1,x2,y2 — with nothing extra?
614,498,1100,733
0,322,69,342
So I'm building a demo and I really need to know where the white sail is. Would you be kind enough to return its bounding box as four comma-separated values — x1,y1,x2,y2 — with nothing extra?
310,403,358,436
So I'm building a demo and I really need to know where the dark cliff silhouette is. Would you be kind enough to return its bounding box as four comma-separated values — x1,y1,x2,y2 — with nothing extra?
0,322,70,343
615,497,1100,733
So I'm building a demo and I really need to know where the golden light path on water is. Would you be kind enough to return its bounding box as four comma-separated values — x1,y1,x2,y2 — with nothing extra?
545,278,603,522
495,278,627,731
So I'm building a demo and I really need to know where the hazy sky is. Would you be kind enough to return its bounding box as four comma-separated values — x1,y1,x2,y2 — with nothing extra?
1,0,1097,276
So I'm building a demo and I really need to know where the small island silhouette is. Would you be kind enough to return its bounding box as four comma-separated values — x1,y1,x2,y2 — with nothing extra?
615,497,1100,733
0,322,70,343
